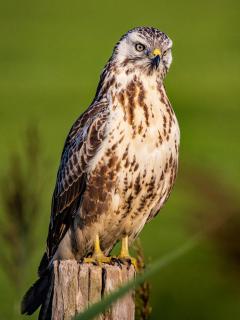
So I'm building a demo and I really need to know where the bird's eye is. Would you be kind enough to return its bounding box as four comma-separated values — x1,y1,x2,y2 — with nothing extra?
135,43,146,52
163,50,168,56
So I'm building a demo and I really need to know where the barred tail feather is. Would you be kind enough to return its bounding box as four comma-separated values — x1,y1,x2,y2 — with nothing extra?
38,272,54,320
21,271,53,319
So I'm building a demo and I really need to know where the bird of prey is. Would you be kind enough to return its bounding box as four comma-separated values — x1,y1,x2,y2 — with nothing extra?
21,26,180,319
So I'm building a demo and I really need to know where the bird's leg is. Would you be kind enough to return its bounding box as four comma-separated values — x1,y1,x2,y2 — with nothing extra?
118,236,137,269
120,236,130,257
84,234,111,264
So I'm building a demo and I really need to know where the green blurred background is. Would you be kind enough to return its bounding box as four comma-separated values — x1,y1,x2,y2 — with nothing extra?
0,0,240,319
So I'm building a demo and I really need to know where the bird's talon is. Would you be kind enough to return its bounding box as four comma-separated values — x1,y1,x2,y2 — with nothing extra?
118,256,138,270
109,257,122,268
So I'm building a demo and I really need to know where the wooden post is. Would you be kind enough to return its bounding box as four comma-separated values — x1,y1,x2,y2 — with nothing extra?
52,260,135,320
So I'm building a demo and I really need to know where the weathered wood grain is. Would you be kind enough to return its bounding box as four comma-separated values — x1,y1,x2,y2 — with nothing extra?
51,261,135,320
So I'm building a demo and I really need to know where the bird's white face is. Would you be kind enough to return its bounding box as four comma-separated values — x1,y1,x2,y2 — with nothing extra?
113,27,173,78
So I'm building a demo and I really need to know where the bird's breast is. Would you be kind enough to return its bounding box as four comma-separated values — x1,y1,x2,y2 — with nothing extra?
84,78,180,244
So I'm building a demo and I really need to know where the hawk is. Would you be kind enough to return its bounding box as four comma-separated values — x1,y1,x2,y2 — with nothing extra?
21,26,180,319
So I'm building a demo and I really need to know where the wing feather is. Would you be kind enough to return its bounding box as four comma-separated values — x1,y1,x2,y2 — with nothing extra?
42,100,109,267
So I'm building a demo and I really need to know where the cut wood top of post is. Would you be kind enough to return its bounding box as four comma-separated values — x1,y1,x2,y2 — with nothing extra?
52,260,136,320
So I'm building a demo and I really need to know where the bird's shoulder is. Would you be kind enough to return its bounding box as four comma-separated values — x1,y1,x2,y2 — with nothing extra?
44,98,110,263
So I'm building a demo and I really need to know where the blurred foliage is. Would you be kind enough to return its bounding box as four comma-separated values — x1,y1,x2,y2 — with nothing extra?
0,126,43,289
0,126,47,317
134,239,152,320
183,165,240,278
0,0,240,319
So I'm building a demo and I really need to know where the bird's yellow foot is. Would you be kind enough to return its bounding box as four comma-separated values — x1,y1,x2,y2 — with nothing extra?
83,254,111,265
118,236,138,270
83,234,111,265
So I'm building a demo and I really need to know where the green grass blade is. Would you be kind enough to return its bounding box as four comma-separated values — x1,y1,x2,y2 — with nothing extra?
75,234,200,320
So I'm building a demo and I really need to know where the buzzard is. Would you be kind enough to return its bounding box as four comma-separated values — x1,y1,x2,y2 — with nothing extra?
21,26,180,318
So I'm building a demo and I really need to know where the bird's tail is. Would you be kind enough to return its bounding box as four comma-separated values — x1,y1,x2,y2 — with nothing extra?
21,270,54,320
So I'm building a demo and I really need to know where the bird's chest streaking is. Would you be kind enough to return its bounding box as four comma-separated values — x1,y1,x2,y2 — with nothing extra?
79,73,180,251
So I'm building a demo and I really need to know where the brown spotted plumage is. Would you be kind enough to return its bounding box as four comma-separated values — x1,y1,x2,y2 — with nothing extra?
21,26,180,319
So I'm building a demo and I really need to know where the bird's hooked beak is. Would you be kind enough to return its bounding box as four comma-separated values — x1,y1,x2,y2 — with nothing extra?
151,48,161,69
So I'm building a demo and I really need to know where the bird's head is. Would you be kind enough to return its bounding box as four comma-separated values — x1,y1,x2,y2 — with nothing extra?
112,26,173,79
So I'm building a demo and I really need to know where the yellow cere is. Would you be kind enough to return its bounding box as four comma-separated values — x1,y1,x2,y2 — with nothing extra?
153,48,161,56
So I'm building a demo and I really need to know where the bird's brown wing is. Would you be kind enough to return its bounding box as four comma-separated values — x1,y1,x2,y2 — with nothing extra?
39,100,109,274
